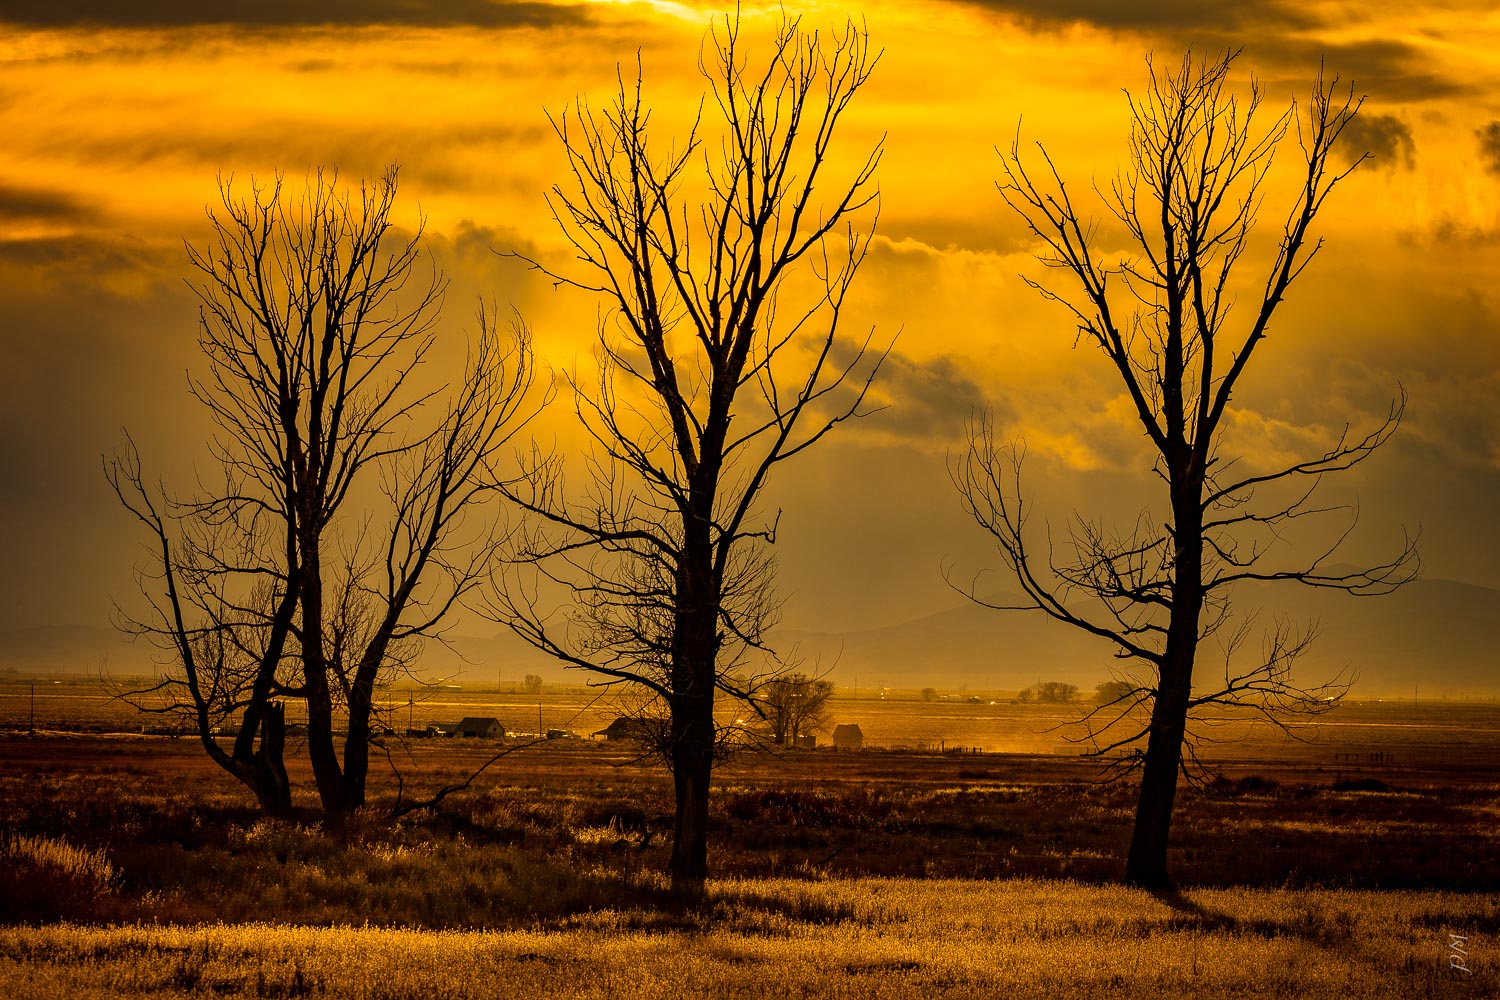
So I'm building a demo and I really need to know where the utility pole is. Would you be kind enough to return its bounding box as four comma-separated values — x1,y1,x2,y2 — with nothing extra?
29,680,35,733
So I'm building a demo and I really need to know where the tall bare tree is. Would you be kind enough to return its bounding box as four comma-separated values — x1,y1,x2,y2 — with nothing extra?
111,168,539,817
489,12,885,892
953,53,1417,888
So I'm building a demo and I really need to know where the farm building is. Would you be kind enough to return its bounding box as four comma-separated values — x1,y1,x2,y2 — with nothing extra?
831,724,863,750
593,716,659,742
455,717,504,739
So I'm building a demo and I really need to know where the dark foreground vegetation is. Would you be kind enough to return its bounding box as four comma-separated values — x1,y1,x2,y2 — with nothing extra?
4,733,1498,931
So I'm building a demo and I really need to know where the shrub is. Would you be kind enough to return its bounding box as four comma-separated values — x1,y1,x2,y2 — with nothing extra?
0,833,118,922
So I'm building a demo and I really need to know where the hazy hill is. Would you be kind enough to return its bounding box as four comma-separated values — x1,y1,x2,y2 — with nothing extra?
0,624,158,676
5,578,1495,695
0,622,567,685
773,577,1500,697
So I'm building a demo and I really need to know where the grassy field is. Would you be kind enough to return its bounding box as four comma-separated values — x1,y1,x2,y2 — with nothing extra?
1,879,1493,998
6,676,1500,764
1,683,1496,996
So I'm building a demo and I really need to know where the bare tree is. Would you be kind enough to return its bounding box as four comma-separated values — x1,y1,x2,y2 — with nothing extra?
110,168,540,818
759,672,834,746
107,444,298,815
488,12,885,892
953,52,1417,888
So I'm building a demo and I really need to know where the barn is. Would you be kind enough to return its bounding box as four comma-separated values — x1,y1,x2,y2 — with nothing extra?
831,723,863,750
593,716,650,741
455,717,504,739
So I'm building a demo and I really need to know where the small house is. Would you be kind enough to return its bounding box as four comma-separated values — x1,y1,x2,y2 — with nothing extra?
831,723,863,750
456,717,504,739
794,734,816,749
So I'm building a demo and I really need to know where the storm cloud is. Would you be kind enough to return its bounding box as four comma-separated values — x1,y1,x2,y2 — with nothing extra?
0,1,589,29
1339,113,1416,171
946,0,1477,103
1477,121,1500,175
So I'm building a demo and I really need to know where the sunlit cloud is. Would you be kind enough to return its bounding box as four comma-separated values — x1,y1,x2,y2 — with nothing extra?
0,0,1496,635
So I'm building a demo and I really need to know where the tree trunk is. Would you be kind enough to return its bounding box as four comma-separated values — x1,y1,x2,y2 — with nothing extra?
299,538,352,817
341,702,371,811
668,505,718,896
1125,465,1204,889
668,701,714,896
247,700,293,816
1124,660,1190,887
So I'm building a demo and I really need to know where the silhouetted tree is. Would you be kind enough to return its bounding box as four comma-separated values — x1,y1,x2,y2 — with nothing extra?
760,673,835,746
1035,681,1079,704
954,53,1417,888
105,452,298,814
110,168,539,818
489,12,885,893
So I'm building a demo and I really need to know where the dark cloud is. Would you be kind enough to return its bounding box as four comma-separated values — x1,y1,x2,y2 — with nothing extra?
866,351,995,446
1339,112,1415,171
1255,37,1474,102
0,231,178,295
950,2,1472,104
952,0,1317,35
0,1,589,29
0,182,92,224
23,120,552,200
1477,121,1500,175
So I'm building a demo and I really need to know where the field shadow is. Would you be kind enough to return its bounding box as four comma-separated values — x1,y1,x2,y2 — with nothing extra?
1151,885,1380,970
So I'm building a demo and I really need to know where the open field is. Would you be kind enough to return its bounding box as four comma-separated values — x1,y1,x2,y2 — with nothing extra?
2,684,1497,996
1,879,1494,999
5,676,1500,765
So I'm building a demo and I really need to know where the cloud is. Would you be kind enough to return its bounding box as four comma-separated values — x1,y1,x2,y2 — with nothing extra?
946,1,1474,104
1477,121,1500,175
0,182,93,225
877,215,1031,257
951,0,1316,35
0,231,180,298
0,1,590,29
863,351,995,448
23,120,553,198
1258,37,1474,102
1338,113,1415,171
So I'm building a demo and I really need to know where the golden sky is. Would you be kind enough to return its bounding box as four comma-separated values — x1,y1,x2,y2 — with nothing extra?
2,0,1498,645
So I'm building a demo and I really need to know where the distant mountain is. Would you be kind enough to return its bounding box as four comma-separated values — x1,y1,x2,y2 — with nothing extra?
0,624,156,676
773,577,1500,697
6,577,1495,695
773,596,1107,692
0,622,572,686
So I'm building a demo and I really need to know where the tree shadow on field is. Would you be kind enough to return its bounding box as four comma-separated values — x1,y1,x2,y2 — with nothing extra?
1151,887,1238,931
1150,886,1369,955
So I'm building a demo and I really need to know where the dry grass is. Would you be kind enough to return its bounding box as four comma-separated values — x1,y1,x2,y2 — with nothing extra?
2,730,1498,933
2,698,1497,997
0,879,1493,998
